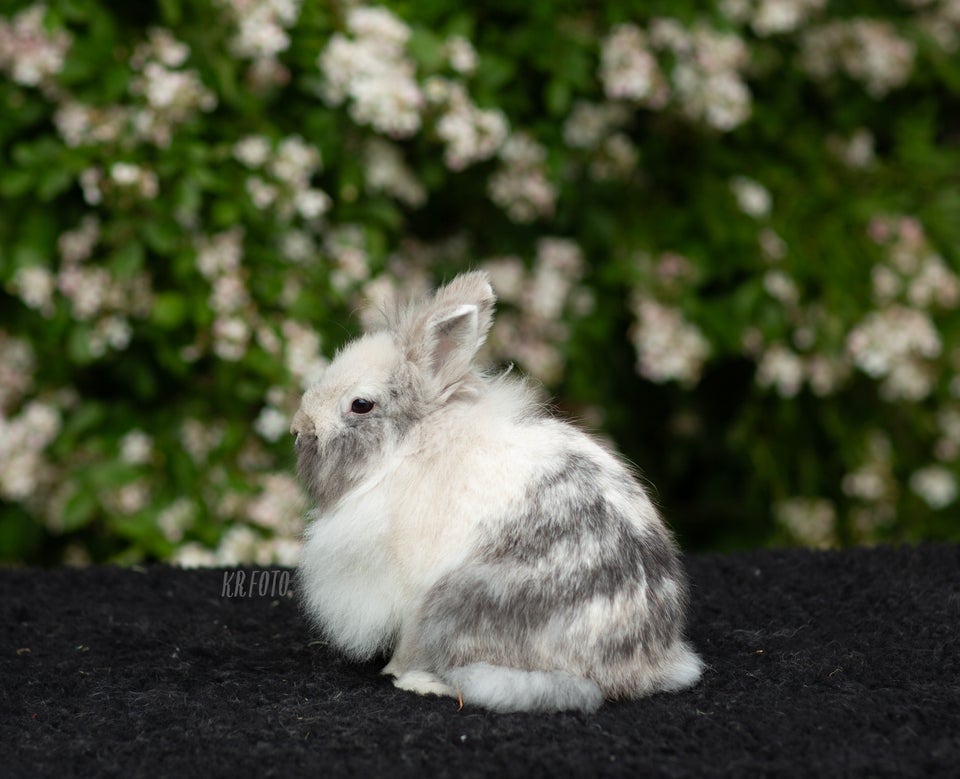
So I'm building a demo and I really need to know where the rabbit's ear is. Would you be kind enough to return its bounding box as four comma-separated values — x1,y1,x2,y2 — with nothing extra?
429,271,496,343
404,271,496,396
427,303,481,385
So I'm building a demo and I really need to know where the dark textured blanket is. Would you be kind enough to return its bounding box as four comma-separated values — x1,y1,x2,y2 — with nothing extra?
3,543,959,777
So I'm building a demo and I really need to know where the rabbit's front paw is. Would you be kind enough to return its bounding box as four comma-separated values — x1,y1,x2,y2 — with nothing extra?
392,670,457,699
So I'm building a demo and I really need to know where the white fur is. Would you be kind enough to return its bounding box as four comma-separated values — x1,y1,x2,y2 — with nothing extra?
392,670,457,699
299,381,564,654
293,271,702,712
444,664,605,713
657,641,705,692
298,482,403,660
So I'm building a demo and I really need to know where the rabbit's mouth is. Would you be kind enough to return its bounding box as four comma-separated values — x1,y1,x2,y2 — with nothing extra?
295,432,318,460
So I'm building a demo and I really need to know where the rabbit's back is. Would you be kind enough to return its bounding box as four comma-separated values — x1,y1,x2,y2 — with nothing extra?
405,417,696,698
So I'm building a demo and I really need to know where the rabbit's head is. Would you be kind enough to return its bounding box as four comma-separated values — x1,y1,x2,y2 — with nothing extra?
290,271,496,509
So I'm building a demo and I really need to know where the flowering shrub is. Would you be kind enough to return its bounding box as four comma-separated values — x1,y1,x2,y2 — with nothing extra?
2,0,960,564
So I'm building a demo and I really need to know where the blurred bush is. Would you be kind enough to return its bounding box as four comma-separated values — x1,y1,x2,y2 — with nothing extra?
2,0,959,565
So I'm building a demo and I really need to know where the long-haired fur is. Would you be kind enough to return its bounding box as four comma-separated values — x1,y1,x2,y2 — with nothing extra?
292,271,702,712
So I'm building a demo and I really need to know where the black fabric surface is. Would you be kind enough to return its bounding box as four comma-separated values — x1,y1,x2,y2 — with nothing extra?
3,543,959,777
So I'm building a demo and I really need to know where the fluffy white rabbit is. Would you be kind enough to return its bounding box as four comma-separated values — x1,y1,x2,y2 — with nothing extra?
292,271,702,712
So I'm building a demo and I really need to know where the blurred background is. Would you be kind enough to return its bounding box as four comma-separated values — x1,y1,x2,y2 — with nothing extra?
1,0,959,566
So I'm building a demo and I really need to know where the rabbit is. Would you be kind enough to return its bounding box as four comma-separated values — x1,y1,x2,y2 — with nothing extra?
291,270,702,713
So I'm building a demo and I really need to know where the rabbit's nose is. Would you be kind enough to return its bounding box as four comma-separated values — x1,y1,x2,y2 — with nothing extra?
290,410,314,438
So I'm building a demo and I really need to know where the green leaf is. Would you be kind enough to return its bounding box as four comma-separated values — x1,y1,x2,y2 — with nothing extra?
159,0,182,25
0,170,34,198
212,199,241,227
142,221,182,254
112,240,146,276
38,167,74,201
151,292,189,329
86,461,140,489
408,27,447,72
61,489,99,532
545,78,571,117
0,509,43,563
67,326,96,365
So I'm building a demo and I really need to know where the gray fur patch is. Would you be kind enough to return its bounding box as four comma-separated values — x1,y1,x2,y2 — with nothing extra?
296,365,424,511
296,422,373,510
414,450,689,680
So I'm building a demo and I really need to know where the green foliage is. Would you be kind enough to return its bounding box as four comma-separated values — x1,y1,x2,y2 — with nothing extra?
1,0,960,565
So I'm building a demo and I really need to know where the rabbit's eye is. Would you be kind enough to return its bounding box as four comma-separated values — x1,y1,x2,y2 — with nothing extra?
350,398,375,414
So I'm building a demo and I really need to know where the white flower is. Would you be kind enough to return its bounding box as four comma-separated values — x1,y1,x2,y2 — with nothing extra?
282,319,328,388
604,20,752,131
434,84,509,170
910,466,958,509
158,498,196,542
271,135,322,186
180,418,224,463
234,135,272,167
600,24,667,105
10,267,55,315
446,35,477,74
481,256,526,304
246,176,278,210
838,128,876,168
120,430,153,465
247,473,305,534
630,296,711,385
759,228,787,262
318,8,424,139
215,0,302,63
730,176,772,218
752,0,826,37
90,315,133,355
908,255,960,309
110,162,142,186
843,468,887,501
881,359,935,402
211,274,249,314
0,4,72,88
347,6,410,49
145,27,189,68
775,497,836,548
196,228,244,278
806,354,847,396
215,525,261,566
254,407,289,442
0,334,36,412
53,101,93,147
488,166,556,224
763,270,799,305
213,316,251,361
871,265,901,304
294,188,332,220
696,70,752,131
846,306,941,379
280,230,315,263
79,168,103,205
172,542,216,568
801,19,915,97
522,239,584,322
58,265,111,320
563,101,630,150
755,342,805,397
269,537,302,567
363,139,427,207
488,134,556,223
0,400,60,501
236,12,289,59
